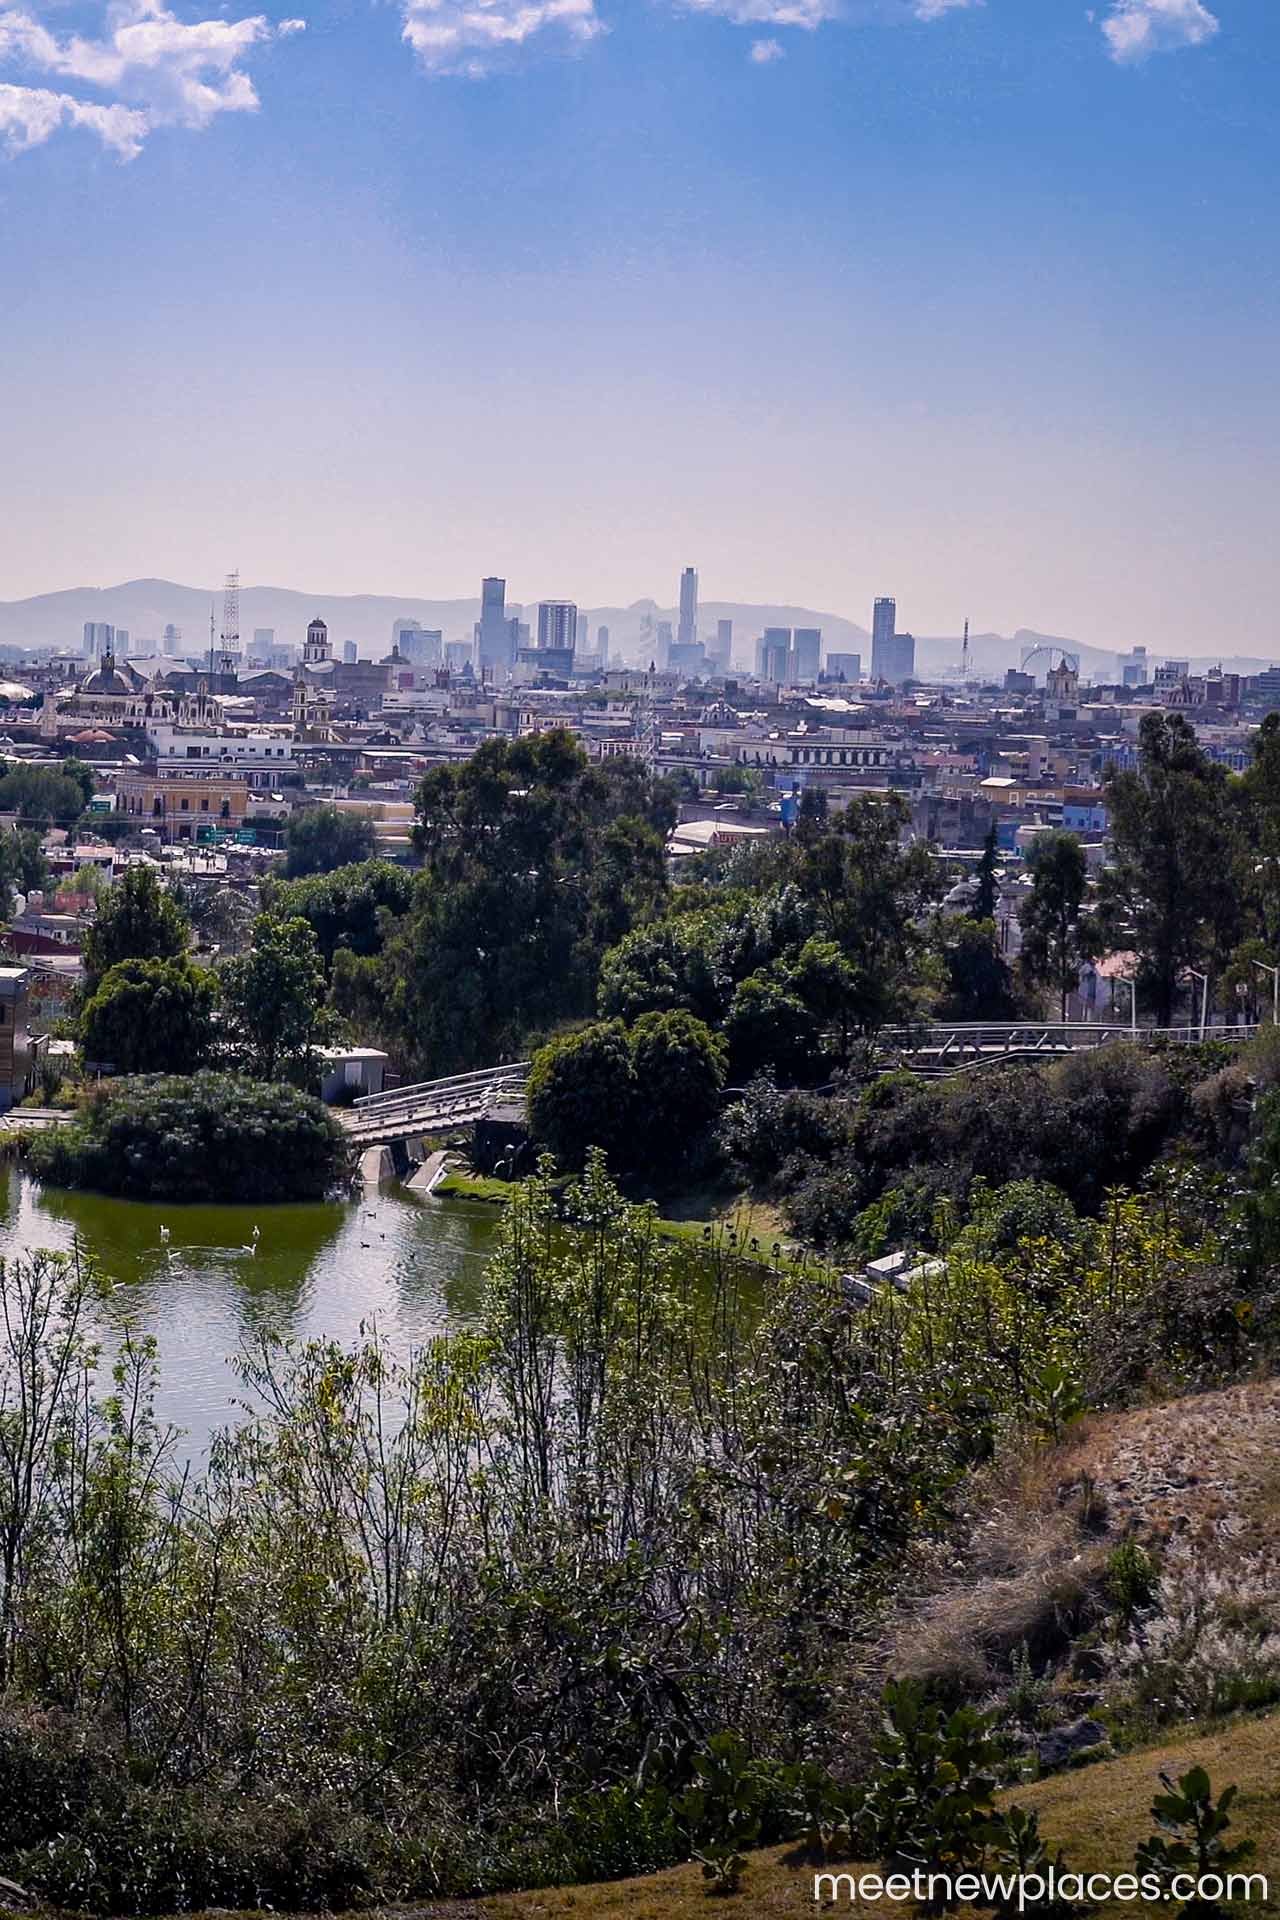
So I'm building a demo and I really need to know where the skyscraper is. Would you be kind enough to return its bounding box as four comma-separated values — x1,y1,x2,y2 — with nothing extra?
756,628,791,684
790,628,821,683
871,597,897,681
595,625,610,667
83,621,112,658
713,618,733,671
397,626,442,667
677,566,698,652
343,641,358,664
163,624,183,657
476,577,516,675
537,601,578,651
883,632,915,686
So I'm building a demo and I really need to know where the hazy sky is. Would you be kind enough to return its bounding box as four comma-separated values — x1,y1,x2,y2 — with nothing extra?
1,0,1277,652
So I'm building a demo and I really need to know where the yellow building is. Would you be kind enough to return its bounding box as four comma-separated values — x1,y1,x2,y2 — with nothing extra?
115,768,253,841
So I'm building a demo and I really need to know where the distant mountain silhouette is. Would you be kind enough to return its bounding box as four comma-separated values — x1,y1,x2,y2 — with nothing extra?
0,580,1271,679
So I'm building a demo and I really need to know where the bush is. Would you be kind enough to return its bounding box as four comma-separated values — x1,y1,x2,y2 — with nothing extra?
629,1008,726,1177
27,1072,353,1202
526,1021,637,1173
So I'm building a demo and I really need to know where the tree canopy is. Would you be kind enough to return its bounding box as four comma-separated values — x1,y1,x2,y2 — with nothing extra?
221,914,330,1085
362,733,673,1075
81,866,190,992
80,956,218,1076
283,805,377,877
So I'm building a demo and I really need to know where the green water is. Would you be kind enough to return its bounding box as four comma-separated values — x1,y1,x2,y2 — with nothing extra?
0,1169,498,1457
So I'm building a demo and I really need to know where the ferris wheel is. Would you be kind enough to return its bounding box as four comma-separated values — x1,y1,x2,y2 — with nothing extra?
1020,643,1080,680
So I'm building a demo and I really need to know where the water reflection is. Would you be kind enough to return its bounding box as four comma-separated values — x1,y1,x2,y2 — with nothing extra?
1,1170,497,1457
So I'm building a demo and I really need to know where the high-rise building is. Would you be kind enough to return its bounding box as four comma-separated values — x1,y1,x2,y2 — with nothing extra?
537,601,578,652
790,628,821,683
871,598,897,681
595,625,610,667
397,627,442,667
115,628,131,655
477,577,518,675
884,632,915,686
444,639,475,672
677,566,698,652
712,618,733,671
163,624,183,657
83,621,113,658
668,641,706,676
825,651,861,683
252,628,274,658
756,628,791,684
343,641,358,664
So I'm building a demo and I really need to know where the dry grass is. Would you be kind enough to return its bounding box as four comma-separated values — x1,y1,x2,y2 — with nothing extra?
878,1376,1280,1706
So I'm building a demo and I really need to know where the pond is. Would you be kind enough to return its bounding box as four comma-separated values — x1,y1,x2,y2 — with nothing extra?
0,1168,498,1457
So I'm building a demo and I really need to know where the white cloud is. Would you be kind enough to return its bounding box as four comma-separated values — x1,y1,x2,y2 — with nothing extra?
912,0,980,18
676,0,837,26
1101,0,1219,62
749,31,783,55
0,77,147,151
0,0,303,155
401,0,604,75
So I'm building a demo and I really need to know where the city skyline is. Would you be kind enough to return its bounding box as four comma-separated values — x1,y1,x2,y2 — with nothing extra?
2,1,1278,651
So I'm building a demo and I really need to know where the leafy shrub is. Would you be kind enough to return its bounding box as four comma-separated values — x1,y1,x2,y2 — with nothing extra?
27,1072,353,1202
526,1020,637,1173
1134,1768,1256,1918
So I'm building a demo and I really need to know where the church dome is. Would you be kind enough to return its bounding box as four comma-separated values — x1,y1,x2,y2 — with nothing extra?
81,654,132,696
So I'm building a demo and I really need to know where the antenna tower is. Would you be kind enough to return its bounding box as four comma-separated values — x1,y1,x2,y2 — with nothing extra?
219,569,240,673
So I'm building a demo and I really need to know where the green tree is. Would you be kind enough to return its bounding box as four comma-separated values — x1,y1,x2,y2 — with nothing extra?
283,805,377,877
60,757,96,810
376,733,671,1074
793,794,938,1032
724,971,819,1084
974,820,999,922
935,913,1018,1020
261,859,414,968
221,915,328,1083
81,957,218,1075
629,1009,727,1174
81,866,190,991
0,764,89,827
526,1021,638,1172
1100,715,1242,1026
1018,831,1091,1021
0,828,49,909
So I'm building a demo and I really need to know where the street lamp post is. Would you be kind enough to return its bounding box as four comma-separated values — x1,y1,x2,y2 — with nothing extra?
1255,961,1280,1027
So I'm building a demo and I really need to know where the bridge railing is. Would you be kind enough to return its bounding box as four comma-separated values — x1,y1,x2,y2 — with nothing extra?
881,1022,1259,1061
349,1065,531,1134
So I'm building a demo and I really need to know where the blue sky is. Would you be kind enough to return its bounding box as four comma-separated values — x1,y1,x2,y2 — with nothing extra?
1,0,1277,653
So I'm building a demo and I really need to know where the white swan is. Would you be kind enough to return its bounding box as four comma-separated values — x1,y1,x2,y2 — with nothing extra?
159,1224,170,1244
